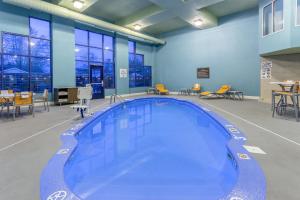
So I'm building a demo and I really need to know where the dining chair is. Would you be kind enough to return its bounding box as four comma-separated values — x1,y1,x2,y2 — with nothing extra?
13,91,34,120
34,89,50,112
0,90,14,116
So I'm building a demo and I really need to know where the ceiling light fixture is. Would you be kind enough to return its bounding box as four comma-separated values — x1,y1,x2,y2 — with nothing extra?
193,19,203,27
133,24,142,31
73,0,84,9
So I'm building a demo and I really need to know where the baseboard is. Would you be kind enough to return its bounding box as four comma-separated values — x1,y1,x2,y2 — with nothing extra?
244,96,259,100
170,91,259,100
34,101,54,106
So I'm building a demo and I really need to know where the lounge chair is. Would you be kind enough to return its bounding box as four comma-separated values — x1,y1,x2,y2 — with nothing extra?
199,85,231,98
191,84,201,94
155,84,169,95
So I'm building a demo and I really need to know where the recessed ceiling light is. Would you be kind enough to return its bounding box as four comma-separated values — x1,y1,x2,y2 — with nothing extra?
73,0,84,9
75,48,80,52
133,24,142,31
30,42,35,46
193,19,203,27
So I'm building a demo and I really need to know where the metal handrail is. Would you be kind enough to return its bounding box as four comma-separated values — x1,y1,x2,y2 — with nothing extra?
110,94,125,104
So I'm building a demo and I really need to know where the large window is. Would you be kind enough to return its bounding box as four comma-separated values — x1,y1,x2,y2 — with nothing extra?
263,0,284,36
0,17,51,92
75,29,115,88
128,41,152,88
297,0,300,25
29,18,51,93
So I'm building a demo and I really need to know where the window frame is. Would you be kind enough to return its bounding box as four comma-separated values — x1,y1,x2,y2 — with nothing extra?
262,0,284,37
0,17,52,93
272,0,284,33
75,28,115,89
128,42,152,88
128,40,136,54
29,16,52,93
296,0,300,26
262,2,273,37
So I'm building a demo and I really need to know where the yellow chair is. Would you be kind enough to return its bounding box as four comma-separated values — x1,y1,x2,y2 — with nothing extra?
200,85,231,98
0,90,14,115
191,84,201,94
155,84,169,95
13,92,34,119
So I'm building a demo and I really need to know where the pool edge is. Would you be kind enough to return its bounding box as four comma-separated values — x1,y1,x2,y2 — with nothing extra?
40,97,266,200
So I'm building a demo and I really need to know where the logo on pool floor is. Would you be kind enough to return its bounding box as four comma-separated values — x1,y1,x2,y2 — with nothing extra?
230,197,243,200
238,153,250,160
232,135,247,141
57,149,70,155
47,191,67,200
202,107,211,112
62,131,76,136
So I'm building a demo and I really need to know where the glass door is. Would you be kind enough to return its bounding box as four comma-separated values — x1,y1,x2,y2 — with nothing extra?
90,64,104,99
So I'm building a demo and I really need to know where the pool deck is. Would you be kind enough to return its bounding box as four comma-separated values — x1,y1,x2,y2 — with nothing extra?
0,94,300,200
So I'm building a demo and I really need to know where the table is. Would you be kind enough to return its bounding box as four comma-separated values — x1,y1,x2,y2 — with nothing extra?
270,81,300,121
178,88,190,96
146,88,157,95
227,91,244,100
270,81,295,92
0,93,15,98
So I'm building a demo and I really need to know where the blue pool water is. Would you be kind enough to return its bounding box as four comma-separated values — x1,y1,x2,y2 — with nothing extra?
64,98,238,200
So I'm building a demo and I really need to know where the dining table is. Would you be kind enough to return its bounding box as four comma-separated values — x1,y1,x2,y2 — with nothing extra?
270,81,300,121
269,81,295,92
0,93,15,98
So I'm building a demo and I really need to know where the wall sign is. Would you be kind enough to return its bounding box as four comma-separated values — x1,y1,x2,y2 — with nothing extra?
261,61,272,79
197,67,210,79
120,68,128,78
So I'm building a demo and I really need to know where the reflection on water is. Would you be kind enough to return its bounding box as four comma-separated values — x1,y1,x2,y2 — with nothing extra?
64,99,237,200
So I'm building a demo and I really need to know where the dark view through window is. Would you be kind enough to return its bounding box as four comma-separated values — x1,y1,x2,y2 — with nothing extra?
0,17,51,92
75,29,115,88
128,41,152,88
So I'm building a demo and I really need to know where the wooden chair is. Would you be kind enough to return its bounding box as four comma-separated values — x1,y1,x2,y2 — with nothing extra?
13,92,34,120
34,89,49,112
191,84,201,95
0,90,14,116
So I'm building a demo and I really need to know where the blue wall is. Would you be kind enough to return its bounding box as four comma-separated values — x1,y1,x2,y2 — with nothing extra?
155,8,260,96
52,16,76,88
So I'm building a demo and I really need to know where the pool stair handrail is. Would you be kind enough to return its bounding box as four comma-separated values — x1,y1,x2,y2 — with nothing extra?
110,94,125,104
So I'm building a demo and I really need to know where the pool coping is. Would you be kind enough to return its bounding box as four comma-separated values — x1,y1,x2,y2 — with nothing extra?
40,97,266,200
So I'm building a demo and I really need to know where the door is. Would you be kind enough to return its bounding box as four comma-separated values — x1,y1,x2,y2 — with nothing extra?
90,64,104,99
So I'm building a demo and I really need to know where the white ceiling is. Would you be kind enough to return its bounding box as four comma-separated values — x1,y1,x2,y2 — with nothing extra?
43,0,259,35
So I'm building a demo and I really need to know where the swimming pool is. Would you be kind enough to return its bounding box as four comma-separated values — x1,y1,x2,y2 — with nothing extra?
41,97,266,200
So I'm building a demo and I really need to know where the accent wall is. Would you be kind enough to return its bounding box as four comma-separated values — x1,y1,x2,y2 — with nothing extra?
155,8,260,96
